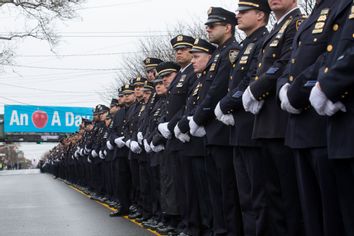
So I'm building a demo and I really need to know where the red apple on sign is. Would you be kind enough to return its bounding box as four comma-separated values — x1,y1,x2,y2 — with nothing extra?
32,110,48,129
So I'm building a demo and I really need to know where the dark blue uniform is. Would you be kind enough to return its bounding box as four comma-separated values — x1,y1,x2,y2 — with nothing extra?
317,1,354,235
248,8,304,236
219,26,269,236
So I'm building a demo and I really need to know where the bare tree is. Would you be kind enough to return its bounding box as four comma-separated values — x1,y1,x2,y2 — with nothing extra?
0,0,85,44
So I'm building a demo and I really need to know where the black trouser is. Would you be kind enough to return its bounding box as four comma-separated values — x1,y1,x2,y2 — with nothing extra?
294,148,344,236
117,156,132,213
139,159,153,219
129,157,140,207
260,139,303,236
332,159,354,236
233,146,268,236
205,145,243,236
160,150,179,216
191,155,213,236
150,162,161,219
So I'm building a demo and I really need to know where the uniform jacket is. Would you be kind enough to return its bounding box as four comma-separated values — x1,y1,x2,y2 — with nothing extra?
249,8,303,139
193,36,240,146
219,26,268,147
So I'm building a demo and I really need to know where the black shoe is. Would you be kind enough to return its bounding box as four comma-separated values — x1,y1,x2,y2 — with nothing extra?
109,209,128,217
128,211,142,219
158,225,176,234
135,216,148,223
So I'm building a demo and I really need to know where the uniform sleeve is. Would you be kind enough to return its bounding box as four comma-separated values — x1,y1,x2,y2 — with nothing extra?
250,20,298,101
193,54,235,126
319,46,354,102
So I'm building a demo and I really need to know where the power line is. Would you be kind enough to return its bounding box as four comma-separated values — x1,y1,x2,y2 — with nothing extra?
0,81,101,94
2,64,126,71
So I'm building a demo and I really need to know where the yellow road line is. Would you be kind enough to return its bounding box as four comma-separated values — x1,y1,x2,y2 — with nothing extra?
67,184,161,236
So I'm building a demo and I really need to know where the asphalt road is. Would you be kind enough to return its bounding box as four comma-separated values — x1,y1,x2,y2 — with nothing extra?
0,170,153,236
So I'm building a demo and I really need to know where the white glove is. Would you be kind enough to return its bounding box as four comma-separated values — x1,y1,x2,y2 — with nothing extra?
158,122,171,139
91,150,98,158
219,114,235,126
103,150,107,156
87,157,92,163
173,124,182,138
214,102,224,120
114,136,125,148
174,124,190,143
106,140,114,150
79,148,85,156
177,132,191,143
189,117,206,137
84,146,91,154
150,142,165,153
143,139,152,153
74,150,79,158
130,141,142,154
99,150,105,160
125,139,131,148
137,132,144,145
279,83,301,114
242,86,264,114
71,155,75,160
309,83,330,116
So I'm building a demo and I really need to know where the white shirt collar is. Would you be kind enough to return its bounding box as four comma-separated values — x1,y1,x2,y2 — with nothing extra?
277,7,299,24
180,63,192,73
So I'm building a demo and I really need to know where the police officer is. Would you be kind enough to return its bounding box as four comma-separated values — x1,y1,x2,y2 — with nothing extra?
309,0,354,235
143,57,164,82
215,1,270,235
109,85,135,216
188,7,242,236
174,38,216,236
277,0,345,235
242,0,304,235
157,34,196,235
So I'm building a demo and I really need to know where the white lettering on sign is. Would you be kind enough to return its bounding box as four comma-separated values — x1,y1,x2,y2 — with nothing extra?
65,112,75,126
75,115,82,126
9,110,28,126
51,111,61,126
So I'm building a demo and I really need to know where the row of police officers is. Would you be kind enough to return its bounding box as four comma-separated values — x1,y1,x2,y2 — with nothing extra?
40,0,354,235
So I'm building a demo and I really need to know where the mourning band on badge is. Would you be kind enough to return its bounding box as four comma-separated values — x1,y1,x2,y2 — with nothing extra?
232,90,244,98
265,67,279,75
304,80,317,87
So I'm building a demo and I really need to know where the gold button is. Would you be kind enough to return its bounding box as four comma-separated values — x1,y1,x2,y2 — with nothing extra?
324,67,329,73
258,63,262,68
333,24,339,31
291,59,295,64
263,49,265,53
327,44,333,52
289,76,294,82
313,38,318,42
272,53,276,58
241,67,244,70
266,92,270,95
342,95,345,98
345,91,349,95
259,97,262,100
352,33,354,38
255,76,259,80
298,41,302,46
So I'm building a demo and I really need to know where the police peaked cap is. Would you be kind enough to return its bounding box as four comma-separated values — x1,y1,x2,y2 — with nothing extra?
237,0,271,14
155,61,181,79
170,35,195,50
190,38,217,54
94,104,109,115
132,76,147,86
143,57,164,70
122,84,135,94
205,7,237,26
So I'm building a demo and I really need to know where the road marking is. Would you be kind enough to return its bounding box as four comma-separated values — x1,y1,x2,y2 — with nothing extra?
67,183,161,236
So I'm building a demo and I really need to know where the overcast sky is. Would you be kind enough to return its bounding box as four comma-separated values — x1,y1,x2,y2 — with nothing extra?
0,0,236,162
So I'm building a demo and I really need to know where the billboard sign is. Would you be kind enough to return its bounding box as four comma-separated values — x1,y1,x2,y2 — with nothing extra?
4,105,92,133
